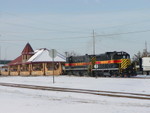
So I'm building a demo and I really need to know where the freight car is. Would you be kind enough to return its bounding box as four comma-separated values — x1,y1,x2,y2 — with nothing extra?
137,57,150,75
65,51,136,77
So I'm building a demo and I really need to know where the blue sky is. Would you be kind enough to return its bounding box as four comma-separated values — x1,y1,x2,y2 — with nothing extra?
0,0,150,59
1,0,150,13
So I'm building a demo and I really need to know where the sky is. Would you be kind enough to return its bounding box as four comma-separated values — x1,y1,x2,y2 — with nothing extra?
0,0,150,60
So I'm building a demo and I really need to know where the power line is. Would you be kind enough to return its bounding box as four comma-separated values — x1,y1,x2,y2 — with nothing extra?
24,29,150,40
1,12,150,36
1,11,86,30
0,29,150,42
2,11,150,36
0,12,90,34
95,19,150,31
95,29,150,37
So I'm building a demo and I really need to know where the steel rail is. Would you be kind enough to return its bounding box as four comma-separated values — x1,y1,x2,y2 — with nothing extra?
0,82,150,100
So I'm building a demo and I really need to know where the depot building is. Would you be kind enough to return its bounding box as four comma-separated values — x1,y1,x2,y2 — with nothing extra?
1,43,66,76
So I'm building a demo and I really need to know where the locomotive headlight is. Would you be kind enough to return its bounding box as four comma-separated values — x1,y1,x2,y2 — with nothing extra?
94,64,98,69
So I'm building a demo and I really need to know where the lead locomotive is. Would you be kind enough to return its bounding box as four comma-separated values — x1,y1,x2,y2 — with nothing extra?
65,51,136,77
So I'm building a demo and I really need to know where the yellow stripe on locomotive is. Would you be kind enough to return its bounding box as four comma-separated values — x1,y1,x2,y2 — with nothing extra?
120,59,131,69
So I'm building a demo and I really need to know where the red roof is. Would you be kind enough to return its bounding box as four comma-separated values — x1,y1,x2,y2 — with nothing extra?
22,43,34,55
8,55,22,66
8,43,34,66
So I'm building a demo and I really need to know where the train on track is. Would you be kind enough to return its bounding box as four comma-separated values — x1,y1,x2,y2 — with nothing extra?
65,51,136,77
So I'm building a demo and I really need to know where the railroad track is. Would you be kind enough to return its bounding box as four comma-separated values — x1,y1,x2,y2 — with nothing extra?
0,82,150,100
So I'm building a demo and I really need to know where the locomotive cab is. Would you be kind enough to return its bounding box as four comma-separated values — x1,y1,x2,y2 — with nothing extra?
114,52,135,77
113,51,130,59
93,51,133,77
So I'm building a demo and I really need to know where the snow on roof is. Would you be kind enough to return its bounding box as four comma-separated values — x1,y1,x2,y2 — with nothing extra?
27,48,66,62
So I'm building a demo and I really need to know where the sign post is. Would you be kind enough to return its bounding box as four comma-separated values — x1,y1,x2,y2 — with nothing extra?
49,49,57,83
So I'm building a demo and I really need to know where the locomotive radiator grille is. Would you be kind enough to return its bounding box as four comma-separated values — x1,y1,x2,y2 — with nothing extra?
121,59,131,69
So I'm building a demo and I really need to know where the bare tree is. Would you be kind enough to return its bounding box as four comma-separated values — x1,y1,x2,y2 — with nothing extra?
132,51,142,62
132,49,150,64
64,51,79,57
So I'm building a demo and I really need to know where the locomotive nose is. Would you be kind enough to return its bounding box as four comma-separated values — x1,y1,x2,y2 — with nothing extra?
121,59,131,69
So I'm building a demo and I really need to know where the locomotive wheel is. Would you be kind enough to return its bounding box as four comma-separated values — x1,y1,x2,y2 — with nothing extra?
67,71,72,76
83,71,88,76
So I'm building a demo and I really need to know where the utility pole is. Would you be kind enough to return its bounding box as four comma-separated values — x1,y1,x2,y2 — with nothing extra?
93,30,95,55
0,45,1,61
145,41,148,56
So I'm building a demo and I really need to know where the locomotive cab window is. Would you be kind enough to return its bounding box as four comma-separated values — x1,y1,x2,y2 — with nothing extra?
122,53,130,59
123,55,126,59
122,55,129,59
113,54,129,59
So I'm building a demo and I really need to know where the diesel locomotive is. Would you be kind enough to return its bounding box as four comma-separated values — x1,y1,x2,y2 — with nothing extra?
65,51,136,77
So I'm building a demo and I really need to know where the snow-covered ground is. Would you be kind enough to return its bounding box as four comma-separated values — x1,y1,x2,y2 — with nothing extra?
0,75,150,113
